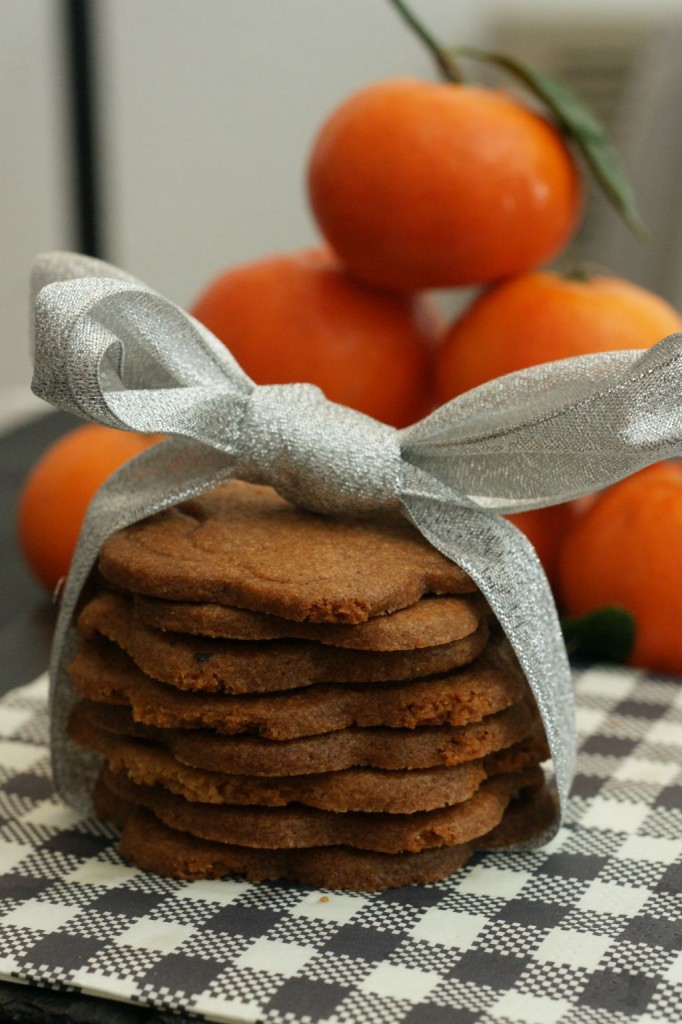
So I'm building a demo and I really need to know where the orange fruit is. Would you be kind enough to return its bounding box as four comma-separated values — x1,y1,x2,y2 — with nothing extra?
189,247,439,428
558,462,682,674
507,503,580,588
307,78,581,291
18,424,158,592
435,271,682,403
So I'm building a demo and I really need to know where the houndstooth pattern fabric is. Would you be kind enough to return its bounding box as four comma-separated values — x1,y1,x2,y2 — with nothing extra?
0,668,679,1024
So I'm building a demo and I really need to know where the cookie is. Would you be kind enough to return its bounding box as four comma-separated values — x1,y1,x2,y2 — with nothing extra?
77,720,484,813
134,593,487,650
100,766,543,853
100,785,556,890
482,785,558,850
69,708,549,813
70,697,539,775
97,480,476,623
98,786,470,890
78,591,489,694
69,635,524,739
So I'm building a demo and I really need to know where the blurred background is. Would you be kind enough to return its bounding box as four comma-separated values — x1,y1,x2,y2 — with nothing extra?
3,0,682,431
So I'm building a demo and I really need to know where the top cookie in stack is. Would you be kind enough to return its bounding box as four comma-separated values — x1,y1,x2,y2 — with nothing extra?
67,480,555,892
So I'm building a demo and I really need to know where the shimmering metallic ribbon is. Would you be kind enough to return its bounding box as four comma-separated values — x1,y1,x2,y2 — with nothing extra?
31,252,682,843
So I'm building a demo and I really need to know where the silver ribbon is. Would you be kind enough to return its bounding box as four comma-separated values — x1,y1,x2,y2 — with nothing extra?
31,252,682,845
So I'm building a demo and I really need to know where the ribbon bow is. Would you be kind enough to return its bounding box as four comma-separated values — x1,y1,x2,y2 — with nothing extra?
32,252,682,839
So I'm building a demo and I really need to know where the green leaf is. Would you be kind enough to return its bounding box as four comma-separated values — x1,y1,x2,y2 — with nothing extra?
450,45,648,239
561,606,636,665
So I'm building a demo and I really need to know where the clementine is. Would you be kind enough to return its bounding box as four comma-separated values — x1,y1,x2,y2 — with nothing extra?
307,78,581,291
18,424,158,592
558,462,682,674
189,247,438,428
435,271,682,403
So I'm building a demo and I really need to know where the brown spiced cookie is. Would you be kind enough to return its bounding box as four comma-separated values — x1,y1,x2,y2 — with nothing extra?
70,697,540,776
482,785,558,849
97,781,556,890
69,635,524,739
106,784,555,890
99,766,543,854
76,721,485,813
97,480,476,624
78,591,489,694
133,593,487,650
99,786,471,890
70,709,548,814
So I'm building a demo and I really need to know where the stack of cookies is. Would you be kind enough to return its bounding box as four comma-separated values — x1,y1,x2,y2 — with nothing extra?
66,481,555,891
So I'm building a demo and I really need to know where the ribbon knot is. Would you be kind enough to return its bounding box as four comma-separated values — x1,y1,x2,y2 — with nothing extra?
30,253,682,842
236,383,402,515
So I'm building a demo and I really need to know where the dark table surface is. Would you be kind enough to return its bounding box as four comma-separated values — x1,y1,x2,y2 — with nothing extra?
0,411,195,1024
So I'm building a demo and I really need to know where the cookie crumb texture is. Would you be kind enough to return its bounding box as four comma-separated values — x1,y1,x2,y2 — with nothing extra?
70,480,554,891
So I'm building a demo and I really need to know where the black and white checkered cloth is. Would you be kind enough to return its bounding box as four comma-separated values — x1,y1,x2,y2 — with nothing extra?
0,668,679,1024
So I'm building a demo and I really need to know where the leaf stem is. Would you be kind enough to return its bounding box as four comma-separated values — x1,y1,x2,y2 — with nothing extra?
387,1,646,238
561,261,605,282
387,0,462,82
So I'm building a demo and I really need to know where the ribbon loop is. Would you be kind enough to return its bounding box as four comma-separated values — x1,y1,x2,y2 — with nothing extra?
401,334,682,512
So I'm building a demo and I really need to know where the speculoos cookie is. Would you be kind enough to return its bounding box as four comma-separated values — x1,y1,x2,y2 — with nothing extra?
69,635,525,738
70,696,539,775
78,591,489,694
97,781,556,890
100,765,543,853
97,481,476,623
133,592,487,649
69,710,548,814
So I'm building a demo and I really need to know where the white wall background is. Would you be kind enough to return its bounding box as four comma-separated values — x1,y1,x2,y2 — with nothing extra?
1,0,73,427
95,0,497,308
2,0,682,430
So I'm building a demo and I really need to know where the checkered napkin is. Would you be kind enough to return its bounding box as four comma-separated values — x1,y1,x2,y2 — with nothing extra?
0,670,679,1024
